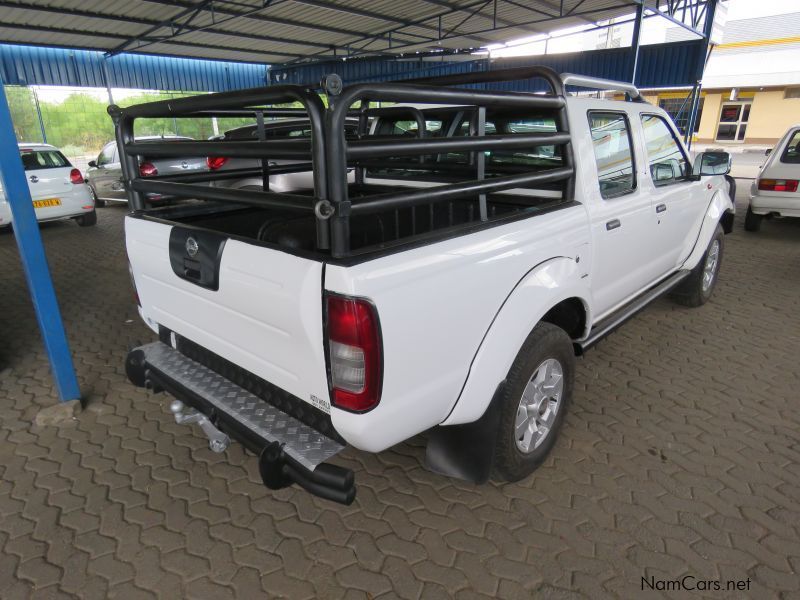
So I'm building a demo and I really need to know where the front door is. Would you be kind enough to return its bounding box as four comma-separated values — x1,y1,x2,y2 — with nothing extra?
586,111,661,318
639,114,708,272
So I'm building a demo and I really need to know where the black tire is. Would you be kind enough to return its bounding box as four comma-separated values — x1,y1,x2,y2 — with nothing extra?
744,205,762,232
671,224,724,307
492,322,575,482
76,210,97,227
88,184,105,208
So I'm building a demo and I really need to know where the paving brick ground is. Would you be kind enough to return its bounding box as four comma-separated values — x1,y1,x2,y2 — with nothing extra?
1,187,798,599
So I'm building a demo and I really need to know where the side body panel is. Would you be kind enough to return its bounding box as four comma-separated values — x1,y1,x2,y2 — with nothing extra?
126,216,330,409
325,204,590,452
443,256,592,425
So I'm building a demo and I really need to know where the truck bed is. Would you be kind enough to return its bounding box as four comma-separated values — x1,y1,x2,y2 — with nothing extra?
147,183,564,259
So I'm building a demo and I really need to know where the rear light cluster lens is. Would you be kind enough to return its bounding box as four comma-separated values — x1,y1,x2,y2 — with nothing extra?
139,162,158,177
206,156,228,170
326,295,382,412
758,178,798,192
69,168,84,184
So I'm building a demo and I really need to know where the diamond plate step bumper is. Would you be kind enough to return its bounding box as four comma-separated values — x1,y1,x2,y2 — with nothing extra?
126,341,355,504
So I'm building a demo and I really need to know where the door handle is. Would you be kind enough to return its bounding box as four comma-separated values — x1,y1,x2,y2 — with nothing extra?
656,203,667,213
606,219,621,231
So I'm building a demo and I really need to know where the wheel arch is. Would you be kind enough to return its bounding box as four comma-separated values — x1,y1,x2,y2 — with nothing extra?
441,256,591,426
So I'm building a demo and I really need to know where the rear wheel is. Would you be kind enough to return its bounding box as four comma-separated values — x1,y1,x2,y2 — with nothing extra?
76,210,97,227
492,322,575,482
671,224,723,307
744,205,762,232
87,184,105,208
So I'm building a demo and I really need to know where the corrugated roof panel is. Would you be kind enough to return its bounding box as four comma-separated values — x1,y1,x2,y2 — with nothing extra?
0,43,267,91
0,0,646,65
270,40,703,91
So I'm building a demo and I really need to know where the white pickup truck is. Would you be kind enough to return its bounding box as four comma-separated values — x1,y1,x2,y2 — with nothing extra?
116,68,734,504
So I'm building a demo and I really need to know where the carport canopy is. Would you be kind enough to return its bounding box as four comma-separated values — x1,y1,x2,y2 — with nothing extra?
0,0,648,64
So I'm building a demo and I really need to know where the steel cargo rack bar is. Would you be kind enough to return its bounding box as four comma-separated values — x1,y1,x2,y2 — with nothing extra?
108,84,331,248
325,66,575,257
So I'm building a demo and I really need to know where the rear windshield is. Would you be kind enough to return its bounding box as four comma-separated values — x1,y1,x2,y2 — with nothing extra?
780,130,800,164
20,149,71,171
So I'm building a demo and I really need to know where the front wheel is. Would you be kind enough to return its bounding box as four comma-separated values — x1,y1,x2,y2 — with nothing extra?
671,224,724,307
744,206,762,232
492,322,575,482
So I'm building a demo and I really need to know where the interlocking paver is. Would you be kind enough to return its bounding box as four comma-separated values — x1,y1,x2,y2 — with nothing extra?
1,193,799,597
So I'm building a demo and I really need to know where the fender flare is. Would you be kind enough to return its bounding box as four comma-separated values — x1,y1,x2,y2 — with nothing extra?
681,190,733,270
442,256,591,426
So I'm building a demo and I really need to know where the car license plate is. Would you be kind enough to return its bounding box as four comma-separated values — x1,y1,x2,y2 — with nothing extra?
32,198,61,208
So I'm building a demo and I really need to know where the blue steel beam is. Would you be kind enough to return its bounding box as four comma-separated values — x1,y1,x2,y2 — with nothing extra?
0,77,80,403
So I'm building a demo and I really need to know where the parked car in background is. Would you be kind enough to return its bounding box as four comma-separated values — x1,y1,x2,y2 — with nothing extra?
0,143,95,228
208,119,359,191
745,124,800,231
85,136,208,206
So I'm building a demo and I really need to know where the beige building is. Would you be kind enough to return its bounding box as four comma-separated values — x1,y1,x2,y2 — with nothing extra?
642,7,800,146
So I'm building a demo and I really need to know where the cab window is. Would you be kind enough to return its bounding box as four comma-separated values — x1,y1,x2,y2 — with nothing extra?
588,112,636,199
97,143,116,166
641,114,689,186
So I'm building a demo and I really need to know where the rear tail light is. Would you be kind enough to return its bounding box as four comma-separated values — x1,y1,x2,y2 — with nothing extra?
69,168,84,184
758,178,798,192
326,294,382,412
206,156,228,170
139,161,158,177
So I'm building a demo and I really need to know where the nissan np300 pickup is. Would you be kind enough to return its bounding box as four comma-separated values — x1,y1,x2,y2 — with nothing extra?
117,68,734,504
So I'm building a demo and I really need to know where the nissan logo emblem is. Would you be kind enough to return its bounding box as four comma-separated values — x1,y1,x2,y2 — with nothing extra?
185,237,199,257
181,160,189,169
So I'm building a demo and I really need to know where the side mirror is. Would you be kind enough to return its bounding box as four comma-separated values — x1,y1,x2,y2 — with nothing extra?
653,163,674,182
694,151,731,176
87,160,97,168
765,148,772,156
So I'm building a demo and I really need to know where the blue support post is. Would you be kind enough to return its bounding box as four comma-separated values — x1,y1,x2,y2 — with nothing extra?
630,1,644,86
0,78,81,402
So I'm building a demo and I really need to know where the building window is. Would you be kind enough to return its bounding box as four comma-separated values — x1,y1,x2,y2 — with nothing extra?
785,88,800,99
658,97,704,136
716,102,751,142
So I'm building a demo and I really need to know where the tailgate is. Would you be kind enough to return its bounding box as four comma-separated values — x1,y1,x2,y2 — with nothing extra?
125,216,330,412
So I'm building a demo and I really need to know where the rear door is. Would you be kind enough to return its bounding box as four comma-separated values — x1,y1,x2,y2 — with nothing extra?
584,110,662,317
125,217,331,411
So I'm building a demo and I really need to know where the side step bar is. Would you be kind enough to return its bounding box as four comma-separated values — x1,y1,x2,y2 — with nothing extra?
576,270,690,353
126,341,355,505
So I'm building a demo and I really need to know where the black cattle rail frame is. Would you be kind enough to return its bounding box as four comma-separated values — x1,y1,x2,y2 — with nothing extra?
109,66,576,258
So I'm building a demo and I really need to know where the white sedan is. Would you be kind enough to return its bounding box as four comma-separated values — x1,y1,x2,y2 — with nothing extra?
745,125,800,231
0,143,96,229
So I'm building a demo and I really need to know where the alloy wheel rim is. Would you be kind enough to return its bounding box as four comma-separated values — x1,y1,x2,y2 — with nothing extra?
514,358,564,453
702,240,720,293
